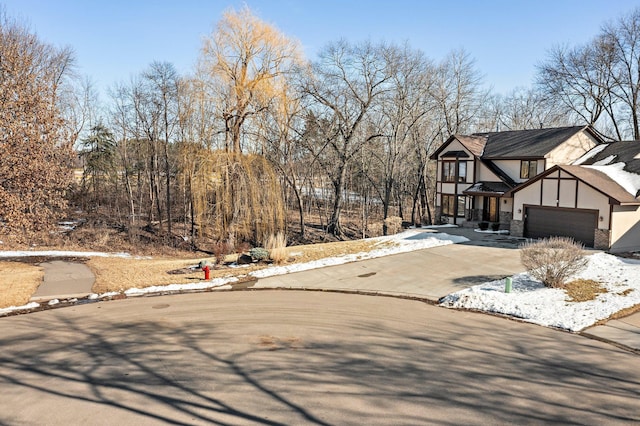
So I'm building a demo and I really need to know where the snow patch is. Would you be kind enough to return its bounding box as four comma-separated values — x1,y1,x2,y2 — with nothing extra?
124,276,238,296
0,302,40,317
585,163,640,196
440,252,640,332
573,143,609,165
251,230,468,279
591,154,617,166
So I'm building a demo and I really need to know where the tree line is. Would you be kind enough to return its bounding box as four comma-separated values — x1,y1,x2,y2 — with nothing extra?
2,6,639,248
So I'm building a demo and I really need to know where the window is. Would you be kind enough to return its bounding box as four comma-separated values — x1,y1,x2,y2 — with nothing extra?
520,160,538,179
442,160,467,183
442,194,465,217
457,196,465,217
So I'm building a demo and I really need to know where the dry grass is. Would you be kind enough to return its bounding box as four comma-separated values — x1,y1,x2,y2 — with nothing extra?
564,279,607,302
88,238,383,293
266,232,288,264
0,261,44,308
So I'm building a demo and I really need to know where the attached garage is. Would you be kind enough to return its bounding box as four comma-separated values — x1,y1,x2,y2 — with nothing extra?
524,206,597,247
509,163,640,252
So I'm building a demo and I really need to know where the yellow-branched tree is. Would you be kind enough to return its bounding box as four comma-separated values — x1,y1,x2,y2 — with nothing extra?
0,12,75,241
182,6,303,246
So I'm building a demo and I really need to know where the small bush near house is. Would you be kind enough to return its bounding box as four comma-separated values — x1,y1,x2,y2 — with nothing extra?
266,232,288,264
491,222,500,231
520,237,588,288
478,222,489,230
384,216,403,235
212,241,232,266
249,247,269,262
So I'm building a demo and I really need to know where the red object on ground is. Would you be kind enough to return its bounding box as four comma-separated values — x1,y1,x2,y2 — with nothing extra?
202,265,210,280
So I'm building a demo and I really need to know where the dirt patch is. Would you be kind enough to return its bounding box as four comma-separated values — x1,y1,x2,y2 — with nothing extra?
0,262,44,308
257,335,303,351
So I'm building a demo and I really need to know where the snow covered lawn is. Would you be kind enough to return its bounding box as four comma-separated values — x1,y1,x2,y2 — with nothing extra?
439,252,640,332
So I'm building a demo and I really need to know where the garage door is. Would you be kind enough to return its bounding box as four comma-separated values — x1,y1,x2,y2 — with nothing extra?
524,206,597,247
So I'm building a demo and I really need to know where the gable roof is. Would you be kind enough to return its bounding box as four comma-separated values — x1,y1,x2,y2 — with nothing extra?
475,126,600,159
507,164,640,205
430,125,602,161
429,134,486,159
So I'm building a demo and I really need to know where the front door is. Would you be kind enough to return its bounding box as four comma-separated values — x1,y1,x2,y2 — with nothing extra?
483,196,499,222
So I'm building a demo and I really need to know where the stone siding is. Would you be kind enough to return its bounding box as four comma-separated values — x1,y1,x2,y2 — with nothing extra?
510,220,524,237
594,229,611,250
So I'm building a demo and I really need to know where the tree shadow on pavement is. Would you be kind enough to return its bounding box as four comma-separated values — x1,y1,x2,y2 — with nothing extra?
0,293,639,425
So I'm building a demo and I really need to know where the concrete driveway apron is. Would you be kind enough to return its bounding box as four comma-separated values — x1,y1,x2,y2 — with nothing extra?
255,240,524,301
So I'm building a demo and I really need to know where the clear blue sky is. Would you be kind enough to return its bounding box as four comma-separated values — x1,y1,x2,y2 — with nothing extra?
2,0,638,98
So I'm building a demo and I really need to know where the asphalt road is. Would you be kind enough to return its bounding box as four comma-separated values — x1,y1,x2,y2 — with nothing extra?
1,291,638,425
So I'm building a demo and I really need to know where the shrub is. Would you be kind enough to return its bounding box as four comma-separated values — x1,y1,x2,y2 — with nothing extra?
235,241,251,254
478,222,489,230
249,247,269,262
520,237,588,288
212,241,232,266
491,222,500,231
384,216,403,235
266,232,288,264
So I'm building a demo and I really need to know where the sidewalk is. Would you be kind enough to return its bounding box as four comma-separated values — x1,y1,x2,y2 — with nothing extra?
30,260,95,302
583,314,640,352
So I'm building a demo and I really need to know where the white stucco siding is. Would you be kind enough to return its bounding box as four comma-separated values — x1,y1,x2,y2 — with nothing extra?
558,178,577,208
610,205,640,252
541,179,558,206
501,197,513,212
547,132,599,167
477,162,500,181
467,160,475,184
487,160,522,182
513,181,542,221
576,183,610,229
440,183,457,194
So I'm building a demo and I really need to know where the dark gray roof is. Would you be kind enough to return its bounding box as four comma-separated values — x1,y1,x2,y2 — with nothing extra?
578,141,640,175
463,181,513,196
474,126,594,159
441,150,470,158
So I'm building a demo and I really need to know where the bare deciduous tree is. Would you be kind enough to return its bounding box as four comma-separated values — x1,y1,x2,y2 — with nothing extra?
305,40,392,238
537,8,640,140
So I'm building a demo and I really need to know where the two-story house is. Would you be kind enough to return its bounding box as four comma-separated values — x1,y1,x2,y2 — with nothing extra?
430,125,602,227
431,125,640,252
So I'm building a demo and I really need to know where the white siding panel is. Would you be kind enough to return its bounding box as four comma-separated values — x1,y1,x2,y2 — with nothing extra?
576,182,610,229
513,180,541,221
611,205,640,252
558,178,577,208
542,179,558,206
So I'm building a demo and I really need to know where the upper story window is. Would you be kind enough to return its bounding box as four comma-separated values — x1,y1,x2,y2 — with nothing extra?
442,160,467,183
520,160,537,179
